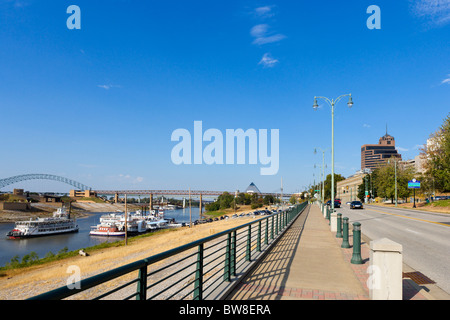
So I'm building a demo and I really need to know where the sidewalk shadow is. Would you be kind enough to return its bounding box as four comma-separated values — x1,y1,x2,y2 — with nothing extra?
227,206,310,300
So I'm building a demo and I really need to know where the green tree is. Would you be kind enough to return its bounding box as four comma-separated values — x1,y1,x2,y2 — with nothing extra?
264,195,275,205
323,173,346,200
421,113,450,193
374,161,414,203
289,195,297,205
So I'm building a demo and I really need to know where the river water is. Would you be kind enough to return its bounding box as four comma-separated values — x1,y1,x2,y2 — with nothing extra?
0,207,202,268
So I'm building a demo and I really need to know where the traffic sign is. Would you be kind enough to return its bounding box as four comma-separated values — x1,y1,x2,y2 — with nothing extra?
408,179,421,189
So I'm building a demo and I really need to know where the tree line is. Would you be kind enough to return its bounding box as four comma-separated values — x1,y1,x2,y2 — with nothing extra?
205,192,281,212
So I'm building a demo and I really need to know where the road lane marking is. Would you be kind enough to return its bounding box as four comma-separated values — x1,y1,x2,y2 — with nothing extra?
365,208,450,227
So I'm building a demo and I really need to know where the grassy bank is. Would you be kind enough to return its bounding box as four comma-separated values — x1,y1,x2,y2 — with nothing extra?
204,204,259,218
0,215,257,300
0,227,181,272
370,200,450,214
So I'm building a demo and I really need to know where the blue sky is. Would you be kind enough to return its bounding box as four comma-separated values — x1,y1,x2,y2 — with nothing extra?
0,0,449,194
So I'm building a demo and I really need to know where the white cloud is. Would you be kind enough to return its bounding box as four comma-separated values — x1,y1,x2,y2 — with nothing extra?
363,123,371,128
254,5,275,18
250,24,269,38
396,147,409,152
97,84,122,90
258,53,279,68
250,24,286,45
441,74,450,84
253,34,287,45
412,0,450,26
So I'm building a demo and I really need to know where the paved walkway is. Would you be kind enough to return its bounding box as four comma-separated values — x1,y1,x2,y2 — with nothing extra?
226,204,430,300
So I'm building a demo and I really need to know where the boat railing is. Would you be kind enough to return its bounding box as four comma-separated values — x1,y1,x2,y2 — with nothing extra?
28,202,308,301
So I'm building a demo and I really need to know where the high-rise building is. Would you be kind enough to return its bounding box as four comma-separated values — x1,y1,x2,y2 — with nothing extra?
361,129,402,171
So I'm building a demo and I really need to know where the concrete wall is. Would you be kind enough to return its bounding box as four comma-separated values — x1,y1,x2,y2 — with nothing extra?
0,202,31,211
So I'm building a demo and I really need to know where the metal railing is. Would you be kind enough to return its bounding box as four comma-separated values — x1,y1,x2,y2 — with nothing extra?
28,202,308,300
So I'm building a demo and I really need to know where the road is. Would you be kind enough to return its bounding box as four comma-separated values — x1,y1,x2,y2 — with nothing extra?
335,203,450,295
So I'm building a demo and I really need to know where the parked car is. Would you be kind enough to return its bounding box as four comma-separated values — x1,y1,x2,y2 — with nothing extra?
350,201,364,209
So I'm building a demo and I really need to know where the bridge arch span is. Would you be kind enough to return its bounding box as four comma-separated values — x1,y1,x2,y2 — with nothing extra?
0,174,91,191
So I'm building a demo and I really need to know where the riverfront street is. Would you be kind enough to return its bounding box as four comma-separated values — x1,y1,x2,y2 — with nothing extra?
336,203,450,296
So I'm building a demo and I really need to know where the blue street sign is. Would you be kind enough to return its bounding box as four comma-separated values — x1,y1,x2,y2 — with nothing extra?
408,179,421,189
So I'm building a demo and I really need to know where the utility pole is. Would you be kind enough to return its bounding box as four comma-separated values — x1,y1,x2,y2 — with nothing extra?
394,160,398,207
365,174,369,204
281,177,283,209
189,188,192,228
124,194,128,246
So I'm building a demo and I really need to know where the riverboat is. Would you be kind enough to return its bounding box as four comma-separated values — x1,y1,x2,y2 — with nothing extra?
89,223,126,237
7,207,79,239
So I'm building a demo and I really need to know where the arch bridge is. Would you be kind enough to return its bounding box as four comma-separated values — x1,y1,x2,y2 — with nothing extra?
0,174,91,191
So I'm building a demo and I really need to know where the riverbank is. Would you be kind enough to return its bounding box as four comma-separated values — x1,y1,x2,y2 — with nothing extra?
0,213,258,300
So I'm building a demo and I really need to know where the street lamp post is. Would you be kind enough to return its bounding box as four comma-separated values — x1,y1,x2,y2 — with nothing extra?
388,158,398,207
314,147,328,209
313,94,353,214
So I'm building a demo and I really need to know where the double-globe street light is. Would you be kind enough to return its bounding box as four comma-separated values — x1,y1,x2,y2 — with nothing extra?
313,94,354,214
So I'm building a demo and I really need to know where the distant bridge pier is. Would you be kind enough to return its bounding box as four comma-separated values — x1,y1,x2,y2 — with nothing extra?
199,194,203,219
183,197,186,209
114,193,119,204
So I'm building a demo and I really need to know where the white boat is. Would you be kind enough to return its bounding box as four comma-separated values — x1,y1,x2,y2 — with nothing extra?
99,213,121,224
89,223,126,237
116,216,146,234
7,207,78,239
90,212,146,237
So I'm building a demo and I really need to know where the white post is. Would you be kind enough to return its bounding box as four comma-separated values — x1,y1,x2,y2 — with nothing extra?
369,238,403,300
330,212,337,232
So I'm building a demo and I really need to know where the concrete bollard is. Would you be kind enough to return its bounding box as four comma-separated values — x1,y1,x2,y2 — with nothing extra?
369,238,403,300
330,213,337,232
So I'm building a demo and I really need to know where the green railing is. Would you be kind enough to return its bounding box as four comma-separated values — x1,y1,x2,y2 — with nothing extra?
28,202,308,300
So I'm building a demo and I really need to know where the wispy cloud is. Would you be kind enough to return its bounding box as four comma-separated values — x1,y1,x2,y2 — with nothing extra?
97,84,122,90
258,53,279,68
254,5,276,19
441,74,450,84
250,24,286,45
3,0,30,8
411,0,450,26
363,123,371,128
397,146,409,152
110,174,144,184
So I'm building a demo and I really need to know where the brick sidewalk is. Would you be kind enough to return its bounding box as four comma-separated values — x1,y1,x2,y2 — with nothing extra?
335,226,428,300
226,204,430,300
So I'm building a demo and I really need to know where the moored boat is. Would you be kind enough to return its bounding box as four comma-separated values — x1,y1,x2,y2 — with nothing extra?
89,223,126,237
6,207,78,239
